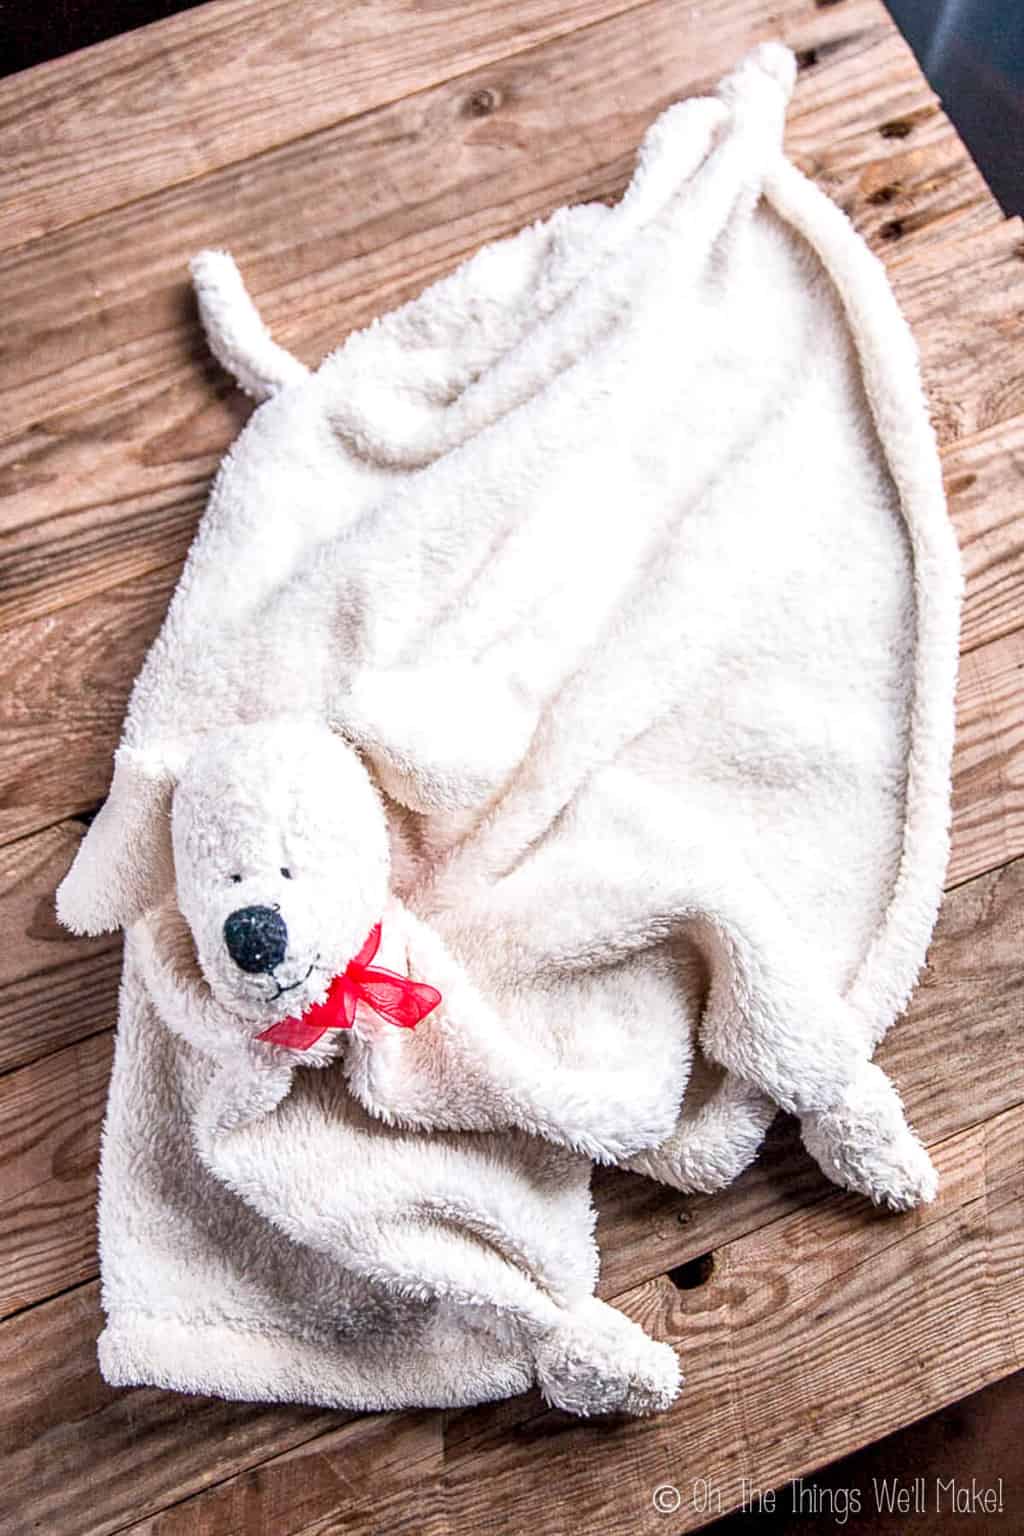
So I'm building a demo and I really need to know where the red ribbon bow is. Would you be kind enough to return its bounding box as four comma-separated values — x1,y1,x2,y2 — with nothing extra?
256,923,441,1051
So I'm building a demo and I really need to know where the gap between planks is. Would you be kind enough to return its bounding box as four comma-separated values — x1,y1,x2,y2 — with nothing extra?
0,591,1017,874
0,0,668,254
2,3,1019,1523
0,0,997,570
2,851,1021,1319
26,1096,1022,1536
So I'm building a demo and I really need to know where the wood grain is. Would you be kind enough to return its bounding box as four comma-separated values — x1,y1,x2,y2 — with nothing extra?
888,218,1024,446
2,540,1020,864
786,29,1001,252
596,857,1024,1297
124,1411,442,1536
0,565,175,845
102,1100,1024,1536
1,0,1005,631
944,414,1024,657
0,821,121,1074
0,0,1021,1530
2,854,1020,1341
0,1033,112,1319
0,0,662,253
0,1281,352,1536
442,1102,1024,1536
950,628,1024,889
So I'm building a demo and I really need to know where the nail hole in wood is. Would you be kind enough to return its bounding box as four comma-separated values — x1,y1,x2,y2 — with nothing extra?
880,218,905,240
866,183,900,206
466,87,499,117
667,1253,715,1290
796,47,819,70
880,119,913,139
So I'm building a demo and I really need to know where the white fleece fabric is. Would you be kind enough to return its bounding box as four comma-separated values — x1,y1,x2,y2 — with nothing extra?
58,45,961,1415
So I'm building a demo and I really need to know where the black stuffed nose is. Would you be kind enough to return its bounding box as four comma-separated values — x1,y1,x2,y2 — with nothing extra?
223,906,288,974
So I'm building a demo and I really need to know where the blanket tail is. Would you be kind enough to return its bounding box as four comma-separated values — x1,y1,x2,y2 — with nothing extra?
190,249,310,401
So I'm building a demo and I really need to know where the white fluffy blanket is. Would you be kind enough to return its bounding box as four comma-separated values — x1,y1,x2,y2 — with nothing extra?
58,45,960,1415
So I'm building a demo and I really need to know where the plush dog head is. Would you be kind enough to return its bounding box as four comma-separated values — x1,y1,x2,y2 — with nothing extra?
57,719,390,1027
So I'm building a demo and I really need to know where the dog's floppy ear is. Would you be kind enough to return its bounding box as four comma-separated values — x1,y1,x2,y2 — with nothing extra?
56,745,180,936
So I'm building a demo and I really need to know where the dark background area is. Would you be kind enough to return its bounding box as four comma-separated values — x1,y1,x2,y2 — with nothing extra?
1,0,1021,212
0,0,208,70
1,0,1021,1528
886,0,1023,214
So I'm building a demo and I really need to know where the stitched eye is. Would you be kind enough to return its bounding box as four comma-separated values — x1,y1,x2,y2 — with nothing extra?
230,873,242,884
280,867,292,879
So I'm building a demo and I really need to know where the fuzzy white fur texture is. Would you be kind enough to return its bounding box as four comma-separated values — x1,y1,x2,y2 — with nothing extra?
58,44,961,1414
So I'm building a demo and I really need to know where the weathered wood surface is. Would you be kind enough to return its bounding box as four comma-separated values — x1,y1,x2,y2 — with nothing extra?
944,413,1024,657
2,6,1023,851
443,1102,1024,1536
0,822,121,1073
0,0,1005,636
0,0,659,253
1,857,1021,1532
3,854,1020,1328
950,628,1024,890
1,0,1022,1531
0,1280,353,1536
10,1098,1018,1536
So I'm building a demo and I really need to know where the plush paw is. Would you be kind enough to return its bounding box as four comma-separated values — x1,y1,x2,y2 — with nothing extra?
534,1298,681,1417
800,1060,938,1211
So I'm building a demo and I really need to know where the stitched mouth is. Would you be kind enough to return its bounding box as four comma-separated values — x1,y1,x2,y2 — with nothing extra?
266,961,317,1003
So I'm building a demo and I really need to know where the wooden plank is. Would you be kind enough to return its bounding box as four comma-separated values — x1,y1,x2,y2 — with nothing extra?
0,1281,352,1536
2,760,1016,1524
889,218,1024,448
787,33,1001,254
122,1411,442,1536
2,851,1020,1348
2,534,1019,858
0,1033,112,1319
441,1101,1024,1536
12,0,1007,848
0,3,1019,1532
0,822,121,1074
0,0,999,633
596,855,1024,1297
949,628,1024,889
943,415,1024,657
0,566,173,845
5,259,1024,850
0,0,661,254
111,1099,1024,1536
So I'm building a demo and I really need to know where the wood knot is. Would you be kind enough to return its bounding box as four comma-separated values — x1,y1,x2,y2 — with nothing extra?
466,87,500,118
667,1253,715,1290
866,182,901,206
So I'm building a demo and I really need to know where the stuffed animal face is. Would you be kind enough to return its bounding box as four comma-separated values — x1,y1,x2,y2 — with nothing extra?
57,718,391,1031
171,722,390,1025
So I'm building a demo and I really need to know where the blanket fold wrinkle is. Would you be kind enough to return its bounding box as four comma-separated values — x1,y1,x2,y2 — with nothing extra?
58,42,961,1415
